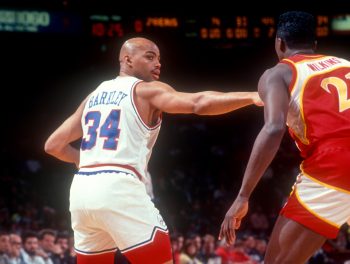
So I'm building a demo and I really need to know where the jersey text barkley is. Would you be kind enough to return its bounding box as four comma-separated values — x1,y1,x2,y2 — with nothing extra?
88,91,127,108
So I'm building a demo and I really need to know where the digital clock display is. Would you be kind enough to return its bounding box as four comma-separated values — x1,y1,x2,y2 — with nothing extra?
89,14,332,43
0,9,340,45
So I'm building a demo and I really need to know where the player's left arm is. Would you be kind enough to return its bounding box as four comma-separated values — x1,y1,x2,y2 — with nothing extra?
238,63,291,198
219,63,291,245
44,97,88,167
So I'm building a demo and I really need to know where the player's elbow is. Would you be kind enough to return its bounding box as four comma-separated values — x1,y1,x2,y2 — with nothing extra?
44,140,56,156
193,95,211,115
44,137,62,157
264,122,286,136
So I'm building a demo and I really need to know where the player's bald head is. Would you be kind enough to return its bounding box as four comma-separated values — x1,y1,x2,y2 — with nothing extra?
118,37,161,81
119,37,157,61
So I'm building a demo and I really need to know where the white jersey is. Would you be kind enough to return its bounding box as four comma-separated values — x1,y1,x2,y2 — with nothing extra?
79,76,161,182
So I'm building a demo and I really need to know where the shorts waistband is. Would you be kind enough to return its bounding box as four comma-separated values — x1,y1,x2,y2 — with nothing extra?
78,164,142,181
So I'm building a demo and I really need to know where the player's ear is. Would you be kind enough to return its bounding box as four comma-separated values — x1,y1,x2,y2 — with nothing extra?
278,38,286,53
125,55,132,67
275,37,282,52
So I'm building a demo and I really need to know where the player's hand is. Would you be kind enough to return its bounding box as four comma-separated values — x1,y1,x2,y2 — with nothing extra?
218,195,249,245
252,92,264,107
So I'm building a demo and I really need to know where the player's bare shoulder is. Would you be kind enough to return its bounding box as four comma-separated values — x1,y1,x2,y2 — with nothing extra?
261,63,291,81
258,64,291,89
135,81,174,100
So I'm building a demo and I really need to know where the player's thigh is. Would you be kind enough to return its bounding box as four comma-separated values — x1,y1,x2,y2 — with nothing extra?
71,209,117,254
265,215,326,264
122,230,173,264
100,178,172,263
102,205,172,264
76,251,115,264
281,175,350,238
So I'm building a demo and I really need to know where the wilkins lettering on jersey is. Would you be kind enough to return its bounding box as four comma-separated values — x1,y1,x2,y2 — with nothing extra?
88,91,127,108
307,57,342,72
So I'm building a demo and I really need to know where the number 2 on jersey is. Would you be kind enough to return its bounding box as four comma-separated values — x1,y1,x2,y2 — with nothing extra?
321,72,350,112
81,109,121,151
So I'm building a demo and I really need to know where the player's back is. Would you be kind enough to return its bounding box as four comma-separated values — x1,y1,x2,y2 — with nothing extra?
79,76,161,181
282,54,350,157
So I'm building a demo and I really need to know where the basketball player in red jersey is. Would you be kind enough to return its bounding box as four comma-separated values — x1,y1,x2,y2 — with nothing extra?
45,37,262,264
219,11,350,263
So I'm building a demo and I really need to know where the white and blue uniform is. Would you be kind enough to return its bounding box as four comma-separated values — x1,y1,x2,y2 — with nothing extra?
70,76,168,255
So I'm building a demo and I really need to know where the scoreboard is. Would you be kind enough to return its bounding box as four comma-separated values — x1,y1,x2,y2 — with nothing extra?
1,8,349,48
89,15,331,40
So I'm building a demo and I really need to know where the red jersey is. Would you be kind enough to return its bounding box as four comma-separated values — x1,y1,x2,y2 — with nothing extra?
281,54,350,158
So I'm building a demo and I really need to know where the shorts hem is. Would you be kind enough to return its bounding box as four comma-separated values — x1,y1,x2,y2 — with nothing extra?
74,246,118,255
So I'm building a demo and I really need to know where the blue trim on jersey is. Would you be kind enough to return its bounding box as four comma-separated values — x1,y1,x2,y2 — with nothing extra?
76,170,134,177
74,246,118,255
120,226,168,253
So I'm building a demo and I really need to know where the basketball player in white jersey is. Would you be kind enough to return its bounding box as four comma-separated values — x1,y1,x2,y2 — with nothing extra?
44,37,262,264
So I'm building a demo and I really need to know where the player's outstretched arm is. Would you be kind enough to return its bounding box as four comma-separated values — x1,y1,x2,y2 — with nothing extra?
44,97,87,167
137,81,262,115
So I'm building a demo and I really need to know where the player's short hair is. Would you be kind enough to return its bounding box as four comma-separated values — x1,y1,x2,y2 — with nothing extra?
276,11,316,49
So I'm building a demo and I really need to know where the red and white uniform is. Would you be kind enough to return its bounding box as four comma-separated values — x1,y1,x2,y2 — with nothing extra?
70,76,172,263
280,54,350,238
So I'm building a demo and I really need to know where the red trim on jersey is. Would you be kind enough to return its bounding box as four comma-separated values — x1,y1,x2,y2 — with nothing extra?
131,81,162,131
287,54,326,63
122,229,172,264
80,164,143,181
280,189,339,239
280,60,298,93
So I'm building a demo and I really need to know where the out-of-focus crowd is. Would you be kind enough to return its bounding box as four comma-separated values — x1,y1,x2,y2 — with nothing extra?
0,229,75,264
169,226,350,264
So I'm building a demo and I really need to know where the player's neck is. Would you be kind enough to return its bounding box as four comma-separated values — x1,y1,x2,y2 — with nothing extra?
288,49,315,57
